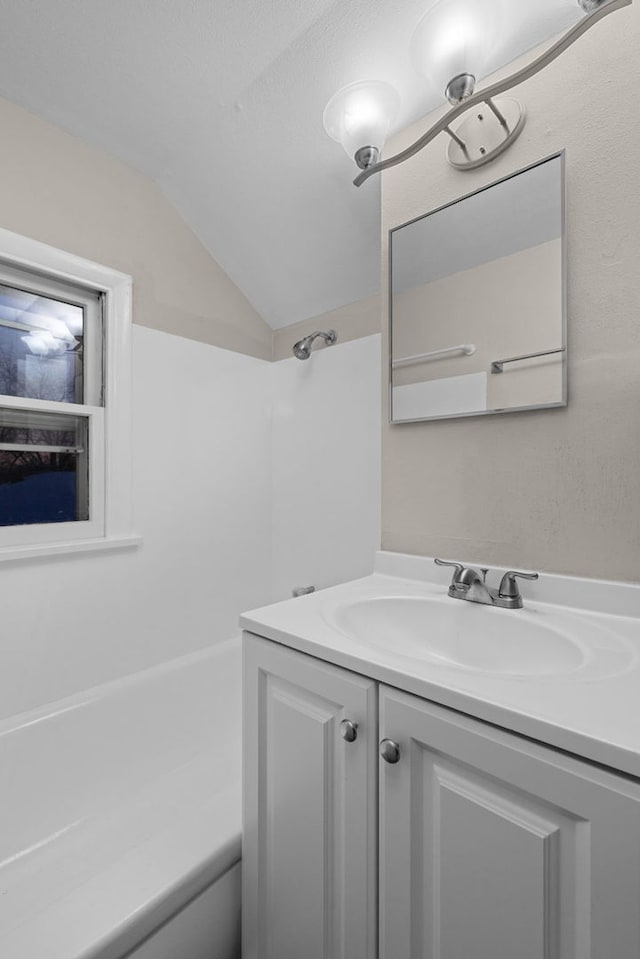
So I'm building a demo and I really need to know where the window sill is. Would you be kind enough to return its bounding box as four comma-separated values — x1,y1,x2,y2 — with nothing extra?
0,535,142,565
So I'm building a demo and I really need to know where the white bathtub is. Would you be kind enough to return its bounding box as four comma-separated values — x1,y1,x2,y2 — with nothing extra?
0,638,242,959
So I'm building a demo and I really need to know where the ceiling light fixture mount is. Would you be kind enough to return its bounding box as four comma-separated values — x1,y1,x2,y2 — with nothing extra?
323,0,631,186
446,96,526,170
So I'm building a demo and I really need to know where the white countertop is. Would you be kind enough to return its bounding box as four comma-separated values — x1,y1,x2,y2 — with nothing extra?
240,552,640,779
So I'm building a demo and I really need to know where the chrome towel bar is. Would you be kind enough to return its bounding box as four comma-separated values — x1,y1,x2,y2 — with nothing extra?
491,347,565,374
392,343,475,370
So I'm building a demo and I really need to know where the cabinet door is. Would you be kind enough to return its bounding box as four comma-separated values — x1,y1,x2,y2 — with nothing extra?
380,685,640,959
243,632,378,959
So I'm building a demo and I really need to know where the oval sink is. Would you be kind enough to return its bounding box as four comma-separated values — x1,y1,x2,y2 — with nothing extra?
327,595,632,678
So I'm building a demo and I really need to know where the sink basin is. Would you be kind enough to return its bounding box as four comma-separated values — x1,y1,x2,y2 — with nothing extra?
327,595,633,678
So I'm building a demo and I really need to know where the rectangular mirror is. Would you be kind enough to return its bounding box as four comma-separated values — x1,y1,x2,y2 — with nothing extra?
389,153,566,423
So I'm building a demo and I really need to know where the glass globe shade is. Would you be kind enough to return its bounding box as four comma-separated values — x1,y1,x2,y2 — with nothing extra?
323,80,400,162
578,0,607,10
410,0,503,103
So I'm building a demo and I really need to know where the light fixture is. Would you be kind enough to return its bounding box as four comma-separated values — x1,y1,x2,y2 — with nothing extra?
21,331,63,356
323,0,631,185
410,0,502,106
20,317,78,356
323,81,400,170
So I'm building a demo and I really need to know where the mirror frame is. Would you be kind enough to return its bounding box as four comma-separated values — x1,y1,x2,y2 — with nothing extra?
388,151,567,424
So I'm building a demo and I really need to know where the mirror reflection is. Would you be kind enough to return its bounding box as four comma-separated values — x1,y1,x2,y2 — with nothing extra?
390,154,566,423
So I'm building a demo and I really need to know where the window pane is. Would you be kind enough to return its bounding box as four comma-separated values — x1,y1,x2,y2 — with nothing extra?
0,282,84,403
0,408,89,526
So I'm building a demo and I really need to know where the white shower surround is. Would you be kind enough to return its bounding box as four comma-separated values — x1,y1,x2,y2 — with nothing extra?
0,324,381,955
0,326,273,719
0,325,380,719
270,333,381,602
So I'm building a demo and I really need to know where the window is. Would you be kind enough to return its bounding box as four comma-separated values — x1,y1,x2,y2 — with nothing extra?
0,228,136,559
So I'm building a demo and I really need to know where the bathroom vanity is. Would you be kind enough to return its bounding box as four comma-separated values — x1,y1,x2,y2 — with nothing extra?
241,553,640,959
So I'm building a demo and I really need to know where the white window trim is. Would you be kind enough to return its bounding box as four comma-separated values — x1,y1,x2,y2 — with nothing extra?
0,226,141,563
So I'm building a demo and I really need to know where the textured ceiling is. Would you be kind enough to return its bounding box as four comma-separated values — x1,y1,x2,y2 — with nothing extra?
0,0,581,328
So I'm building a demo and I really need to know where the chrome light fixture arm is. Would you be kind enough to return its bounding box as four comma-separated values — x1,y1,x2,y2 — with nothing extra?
353,0,630,187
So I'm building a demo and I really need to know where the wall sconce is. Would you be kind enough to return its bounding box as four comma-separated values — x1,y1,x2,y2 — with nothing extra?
323,0,631,186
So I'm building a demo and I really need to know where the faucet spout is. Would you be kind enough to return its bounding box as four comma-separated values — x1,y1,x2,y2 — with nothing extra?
457,567,494,605
464,578,495,605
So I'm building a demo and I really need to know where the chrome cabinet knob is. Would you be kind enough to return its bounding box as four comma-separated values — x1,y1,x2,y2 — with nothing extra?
379,739,400,764
340,719,358,743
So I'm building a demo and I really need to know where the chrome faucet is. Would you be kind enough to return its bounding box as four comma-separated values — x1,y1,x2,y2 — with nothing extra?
434,558,539,610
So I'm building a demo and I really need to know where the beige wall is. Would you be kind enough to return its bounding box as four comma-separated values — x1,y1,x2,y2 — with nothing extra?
392,240,564,410
382,3,640,581
272,294,380,361
0,95,272,360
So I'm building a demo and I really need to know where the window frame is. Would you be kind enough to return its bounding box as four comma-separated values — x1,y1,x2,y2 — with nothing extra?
0,226,139,561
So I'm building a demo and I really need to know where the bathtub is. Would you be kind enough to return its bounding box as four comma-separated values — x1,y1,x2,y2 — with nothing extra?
0,638,242,959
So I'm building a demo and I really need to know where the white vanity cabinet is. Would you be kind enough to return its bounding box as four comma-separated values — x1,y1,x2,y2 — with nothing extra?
243,633,640,959
380,685,640,959
242,633,378,959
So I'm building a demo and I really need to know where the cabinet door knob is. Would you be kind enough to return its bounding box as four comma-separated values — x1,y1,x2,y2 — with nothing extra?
340,719,358,743
380,739,400,764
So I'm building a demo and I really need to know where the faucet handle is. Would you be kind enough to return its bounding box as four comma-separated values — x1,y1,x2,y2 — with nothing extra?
499,570,539,598
434,558,464,576
434,558,466,589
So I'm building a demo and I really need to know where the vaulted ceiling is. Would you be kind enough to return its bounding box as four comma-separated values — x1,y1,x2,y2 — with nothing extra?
0,0,580,328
